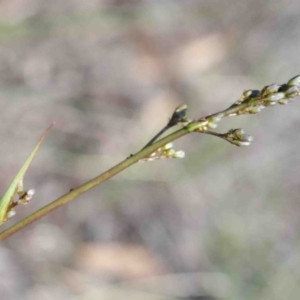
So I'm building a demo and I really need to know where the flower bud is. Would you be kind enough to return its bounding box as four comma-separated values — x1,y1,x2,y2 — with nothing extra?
26,189,35,200
168,104,188,126
247,105,265,114
228,128,253,146
266,92,285,102
285,86,300,98
162,143,174,150
264,101,277,106
264,92,286,106
207,122,218,129
243,89,260,98
278,99,289,105
232,128,245,137
208,116,222,123
243,134,254,142
166,149,176,156
243,90,252,98
7,210,16,219
234,130,253,142
231,140,252,147
262,83,281,96
173,150,185,158
19,189,35,204
287,75,300,86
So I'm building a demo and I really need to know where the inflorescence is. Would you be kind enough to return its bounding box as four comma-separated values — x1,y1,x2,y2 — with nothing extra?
5,180,35,221
2,75,300,225
141,75,300,161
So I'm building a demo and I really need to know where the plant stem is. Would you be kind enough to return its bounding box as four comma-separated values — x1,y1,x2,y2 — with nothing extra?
2,74,298,241
142,125,171,149
0,127,189,241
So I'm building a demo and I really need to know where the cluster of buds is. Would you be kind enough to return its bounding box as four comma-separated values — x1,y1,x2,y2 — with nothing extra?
168,104,190,127
184,74,300,148
206,116,222,130
232,75,300,115
5,180,35,220
142,74,300,159
139,142,185,162
223,128,254,147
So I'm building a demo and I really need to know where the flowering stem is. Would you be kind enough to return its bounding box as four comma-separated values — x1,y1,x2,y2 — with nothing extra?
0,127,189,241
1,74,300,241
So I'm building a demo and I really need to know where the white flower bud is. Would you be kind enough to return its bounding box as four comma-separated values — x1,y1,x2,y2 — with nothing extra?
166,149,176,156
248,107,262,114
243,90,260,98
162,143,174,150
207,122,218,129
231,140,252,147
287,75,300,86
285,86,300,98
26,189,35,200
209,116,222,123
7,210,16,219
228,129,253,146
264,101,277,106
243,90,253,98
278,99,289,105
266,92,285,102
262,83,281,96
174,150,185,158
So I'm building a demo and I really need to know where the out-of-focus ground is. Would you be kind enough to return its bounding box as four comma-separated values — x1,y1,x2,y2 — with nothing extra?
1,1,300,299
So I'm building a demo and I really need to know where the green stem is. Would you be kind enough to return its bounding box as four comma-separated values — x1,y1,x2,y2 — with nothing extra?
0,127,189,241
0,88,282,241
142,125,170,149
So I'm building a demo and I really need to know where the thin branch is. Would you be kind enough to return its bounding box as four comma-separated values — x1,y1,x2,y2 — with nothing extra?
142,104,188,149
0,127,189,241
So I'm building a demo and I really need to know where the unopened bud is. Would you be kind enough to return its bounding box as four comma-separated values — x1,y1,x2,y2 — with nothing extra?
278,99,289,105
173,150,185,158
227,128,253,147
7,210,16,219
262,83,281,96
26,189,35,199
207,122,218,129
285,86,300,98
232,129,250,140
19,189,35,204
264,101,277,106
166,149,176,156
209,116,222,123
287,75,300,86
243,90,260,99
162,143,174,150
247,105,265,114
231,140,252,147
169,104,188,126
266,92,285,102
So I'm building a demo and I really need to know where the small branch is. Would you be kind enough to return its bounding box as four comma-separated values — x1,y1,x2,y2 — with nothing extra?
142,104,188,149
204,129,253,147
0,127,189,241
142,125,171,149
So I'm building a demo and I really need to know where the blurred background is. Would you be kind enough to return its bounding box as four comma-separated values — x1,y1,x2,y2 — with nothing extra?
1,0,300,299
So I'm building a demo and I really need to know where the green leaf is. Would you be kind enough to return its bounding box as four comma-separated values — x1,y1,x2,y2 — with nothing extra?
0,123,54,225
